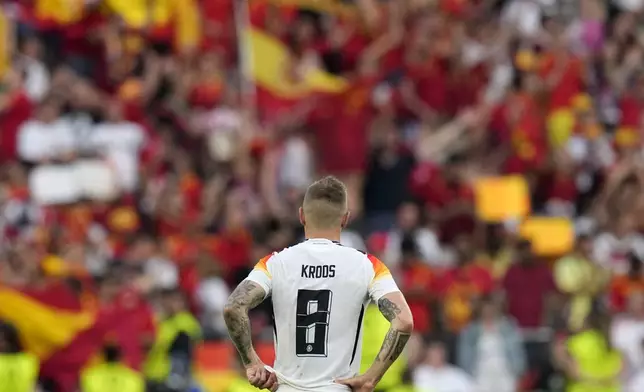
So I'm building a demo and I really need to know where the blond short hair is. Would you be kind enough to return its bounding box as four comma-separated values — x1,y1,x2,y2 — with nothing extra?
302,176,348,229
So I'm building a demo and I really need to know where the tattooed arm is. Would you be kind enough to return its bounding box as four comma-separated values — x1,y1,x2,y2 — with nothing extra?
223,280,267,367
366,292,413,382
338,292,413,391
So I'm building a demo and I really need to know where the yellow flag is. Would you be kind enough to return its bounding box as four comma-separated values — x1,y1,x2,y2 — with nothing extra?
474,176,530,222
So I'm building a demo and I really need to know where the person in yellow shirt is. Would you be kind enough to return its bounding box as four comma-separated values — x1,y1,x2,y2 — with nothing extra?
553,311,622,392
361,304,406,392
81,345,145,392
0,321,39,392
144,289,202,391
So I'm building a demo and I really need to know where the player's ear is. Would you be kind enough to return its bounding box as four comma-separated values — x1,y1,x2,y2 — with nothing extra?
340,211,350,228
299,207,306,226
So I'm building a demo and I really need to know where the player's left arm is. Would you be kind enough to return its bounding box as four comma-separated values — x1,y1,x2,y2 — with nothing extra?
223,280,266,367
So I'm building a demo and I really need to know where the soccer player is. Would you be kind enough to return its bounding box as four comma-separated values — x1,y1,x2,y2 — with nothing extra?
223,176,413,392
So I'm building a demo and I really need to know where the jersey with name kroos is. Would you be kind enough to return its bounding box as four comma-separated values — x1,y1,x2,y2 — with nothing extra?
245,238,399,392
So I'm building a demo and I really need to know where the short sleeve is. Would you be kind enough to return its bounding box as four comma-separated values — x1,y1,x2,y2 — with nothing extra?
367,254,400,302
244,254,274,298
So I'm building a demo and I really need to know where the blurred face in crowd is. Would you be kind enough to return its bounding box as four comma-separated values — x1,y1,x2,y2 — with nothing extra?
99,277,121,303
616,215,636,237
293,18,316,47
199,52,222,75
163,291,186,315
224,195,247,231
37,100,61,123
628,293,644,318
480,299,501,323
576,236,593,259
424,342,447,368
454,235,474,266
397,203,420,232
22,36,43,60
128,237,156,263
0,324,19,354
516,241,535,266
105,101,124,122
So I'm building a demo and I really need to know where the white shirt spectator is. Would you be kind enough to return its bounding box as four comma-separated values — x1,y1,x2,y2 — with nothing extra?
17,119,76,163
501,0,547,39
384,229,455,269
628,370,644,392
340,230,367,252
196,276,230,337
278,136,313,195
91,121,146,192
21,56,50,103
475,330,516,392
144,257,179,290
593,232,644,274
611,314,644,379
413,364,475,392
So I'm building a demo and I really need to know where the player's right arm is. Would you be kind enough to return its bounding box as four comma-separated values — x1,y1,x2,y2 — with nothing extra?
337,256,413,392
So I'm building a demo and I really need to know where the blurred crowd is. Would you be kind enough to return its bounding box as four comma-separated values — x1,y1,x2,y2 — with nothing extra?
5,0,644,391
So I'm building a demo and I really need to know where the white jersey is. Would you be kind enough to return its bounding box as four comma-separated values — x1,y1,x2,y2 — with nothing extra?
245,238,400,392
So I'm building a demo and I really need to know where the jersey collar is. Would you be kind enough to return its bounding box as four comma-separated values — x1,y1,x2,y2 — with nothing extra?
305,238,341,245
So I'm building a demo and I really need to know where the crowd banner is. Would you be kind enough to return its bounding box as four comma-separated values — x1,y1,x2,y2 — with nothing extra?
520,217,574,256
474,176,530,222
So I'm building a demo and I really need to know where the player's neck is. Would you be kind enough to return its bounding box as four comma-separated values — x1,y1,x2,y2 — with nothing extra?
304,228,342,243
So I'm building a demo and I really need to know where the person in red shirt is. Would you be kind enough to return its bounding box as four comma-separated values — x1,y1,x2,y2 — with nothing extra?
398,234,435,334
502,240,557,329
422,155,476,243
437,235,494,333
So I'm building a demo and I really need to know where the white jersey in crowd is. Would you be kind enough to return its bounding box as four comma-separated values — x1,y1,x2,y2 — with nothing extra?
245,238,400,392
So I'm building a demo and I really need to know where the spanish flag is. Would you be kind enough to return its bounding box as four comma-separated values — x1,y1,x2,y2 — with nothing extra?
247,27,349,119
0,284,102,391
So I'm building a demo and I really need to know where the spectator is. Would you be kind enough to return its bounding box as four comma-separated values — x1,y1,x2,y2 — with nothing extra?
412,338,474,392
144,289,201,389
0,321,39,392
593,215,644,274
610,292,644,380
609,252,644,312
195,260,230,340
383,201,453,270
363,127,416,232
554,311,622,392
80,345,145,392
437,235,494,335
396,234,436,335
503,240,557,330
17,97,75,164
458,295,526,392
554,235,611,330
503,240,558,389
476,224,514,280
627,341,644,392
